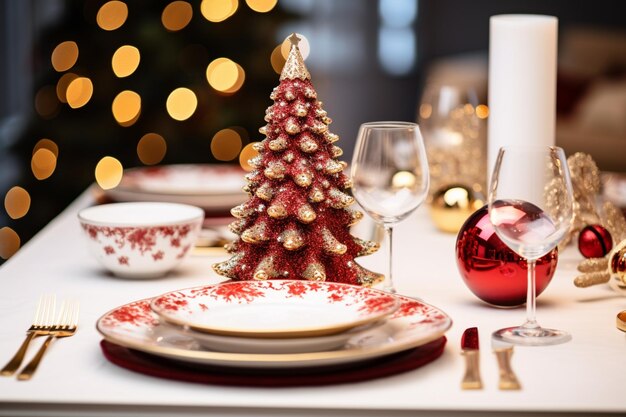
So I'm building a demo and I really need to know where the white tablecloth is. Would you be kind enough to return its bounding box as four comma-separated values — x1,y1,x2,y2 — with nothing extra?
0,190,624,416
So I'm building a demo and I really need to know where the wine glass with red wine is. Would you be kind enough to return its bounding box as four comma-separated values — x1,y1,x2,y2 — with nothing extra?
488,146,574,346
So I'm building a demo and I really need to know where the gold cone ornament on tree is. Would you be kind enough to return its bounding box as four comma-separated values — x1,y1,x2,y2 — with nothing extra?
213,34,383,286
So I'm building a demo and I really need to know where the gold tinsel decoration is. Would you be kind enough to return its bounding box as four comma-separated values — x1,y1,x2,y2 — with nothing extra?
562,153,626,290
575,239,626,290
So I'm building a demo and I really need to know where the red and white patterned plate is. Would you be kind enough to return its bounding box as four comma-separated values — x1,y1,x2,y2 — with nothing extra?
150,281,400,338
96,290,452,369
162,320,384,354
104,164,247,211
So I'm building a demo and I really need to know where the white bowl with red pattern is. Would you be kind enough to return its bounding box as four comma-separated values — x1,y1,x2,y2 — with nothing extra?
78,202,204,279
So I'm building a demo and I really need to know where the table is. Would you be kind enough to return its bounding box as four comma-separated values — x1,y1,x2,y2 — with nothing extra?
1,189,625,416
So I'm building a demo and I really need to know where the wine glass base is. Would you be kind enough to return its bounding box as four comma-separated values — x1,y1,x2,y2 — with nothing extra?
382,286,397,294
492,326,571,346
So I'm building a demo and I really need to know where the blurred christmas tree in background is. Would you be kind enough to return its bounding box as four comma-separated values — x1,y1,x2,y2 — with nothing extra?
1,0,293,262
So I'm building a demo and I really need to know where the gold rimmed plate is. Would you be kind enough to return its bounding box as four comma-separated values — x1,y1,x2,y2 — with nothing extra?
149,281,400,339
162,320,385,354
96,293,452,369
104,164,247,211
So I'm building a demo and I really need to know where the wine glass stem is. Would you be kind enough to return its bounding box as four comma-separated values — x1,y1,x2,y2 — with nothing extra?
524,259,539,330
384,225,396,293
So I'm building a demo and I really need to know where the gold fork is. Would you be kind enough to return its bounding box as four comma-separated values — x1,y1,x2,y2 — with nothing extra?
1,295,56,376
17,300,79,381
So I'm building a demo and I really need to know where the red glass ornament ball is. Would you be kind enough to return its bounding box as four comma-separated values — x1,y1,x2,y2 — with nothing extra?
578,224,613,259
455,206,558,307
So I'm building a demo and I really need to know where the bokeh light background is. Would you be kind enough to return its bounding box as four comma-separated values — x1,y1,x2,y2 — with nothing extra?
1,0,291,261
1,0,429,262
2,0,625,262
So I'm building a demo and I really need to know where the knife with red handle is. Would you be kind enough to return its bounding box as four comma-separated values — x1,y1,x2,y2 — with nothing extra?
460,327,483,390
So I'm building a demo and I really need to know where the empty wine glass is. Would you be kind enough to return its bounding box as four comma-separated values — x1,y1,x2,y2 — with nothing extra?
488,146,574,346
351,122,429,293
418,84,487,197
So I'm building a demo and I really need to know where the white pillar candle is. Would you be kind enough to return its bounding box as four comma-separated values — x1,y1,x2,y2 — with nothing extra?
488,15,558,178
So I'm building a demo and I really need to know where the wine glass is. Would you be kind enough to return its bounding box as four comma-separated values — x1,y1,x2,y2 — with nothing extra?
488,146,574,346
418,84,486,197
351,122,429,293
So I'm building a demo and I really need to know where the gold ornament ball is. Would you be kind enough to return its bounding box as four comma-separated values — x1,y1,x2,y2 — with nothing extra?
429,184,485,233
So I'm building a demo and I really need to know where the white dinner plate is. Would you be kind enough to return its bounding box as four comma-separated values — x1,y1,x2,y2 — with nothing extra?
150,281,400,338
104,164,247,211
96,293,452,369
163,320,385,354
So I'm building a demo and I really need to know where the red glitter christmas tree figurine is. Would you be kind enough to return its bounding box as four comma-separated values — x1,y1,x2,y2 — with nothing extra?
213,34,383,286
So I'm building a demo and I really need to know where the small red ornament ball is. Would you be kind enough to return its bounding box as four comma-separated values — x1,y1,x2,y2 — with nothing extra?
578,225,613,259
455,206,558,307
